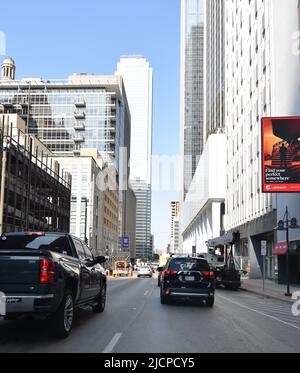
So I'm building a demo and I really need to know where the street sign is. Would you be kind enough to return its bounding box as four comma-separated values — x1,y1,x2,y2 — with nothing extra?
261,240,267,256
122,236,130,251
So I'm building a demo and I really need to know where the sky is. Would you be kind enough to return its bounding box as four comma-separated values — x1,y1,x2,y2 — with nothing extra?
0,0,181,251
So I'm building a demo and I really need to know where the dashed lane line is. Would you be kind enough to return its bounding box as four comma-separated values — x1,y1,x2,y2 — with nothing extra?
102,333,123,354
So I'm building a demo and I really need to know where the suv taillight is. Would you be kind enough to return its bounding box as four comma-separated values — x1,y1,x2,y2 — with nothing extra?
202,271,215,279
163,270,177,276
40,259,55,284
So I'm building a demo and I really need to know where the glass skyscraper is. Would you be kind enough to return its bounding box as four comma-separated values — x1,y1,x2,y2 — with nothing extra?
180,0,205,200
0,75,130,172
116,56,153,259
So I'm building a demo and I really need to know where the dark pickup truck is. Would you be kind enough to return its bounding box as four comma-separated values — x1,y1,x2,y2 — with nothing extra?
0,232,107,338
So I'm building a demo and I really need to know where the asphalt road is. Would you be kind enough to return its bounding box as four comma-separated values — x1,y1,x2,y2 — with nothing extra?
0,276,300,353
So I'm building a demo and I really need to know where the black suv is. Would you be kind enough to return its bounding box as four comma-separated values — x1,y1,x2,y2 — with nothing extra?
160,256,215,307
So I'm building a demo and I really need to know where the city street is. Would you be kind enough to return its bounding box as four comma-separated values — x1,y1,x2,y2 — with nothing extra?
0,275,300,353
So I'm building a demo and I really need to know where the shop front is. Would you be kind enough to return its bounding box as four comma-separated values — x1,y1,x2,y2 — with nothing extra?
273,241,300,285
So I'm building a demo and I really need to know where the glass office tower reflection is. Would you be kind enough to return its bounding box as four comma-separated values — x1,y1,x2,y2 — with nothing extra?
180,0,205,200
0,76,130,171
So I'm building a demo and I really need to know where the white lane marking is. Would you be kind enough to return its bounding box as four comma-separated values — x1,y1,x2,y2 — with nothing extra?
144,290,149,296
218,295,300,331
102,333,122,354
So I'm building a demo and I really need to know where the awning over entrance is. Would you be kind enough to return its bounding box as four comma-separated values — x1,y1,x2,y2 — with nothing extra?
273,241,300,255
273,242,288,255
207,232,239,248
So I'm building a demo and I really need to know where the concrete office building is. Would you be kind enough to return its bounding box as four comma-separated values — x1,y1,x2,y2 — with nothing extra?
52,153,105,255
116,56,153,259
170,201,180,253
215,0,300,283
181,0,226,254
0,114,71,234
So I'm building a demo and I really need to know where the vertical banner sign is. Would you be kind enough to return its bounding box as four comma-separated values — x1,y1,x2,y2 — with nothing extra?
262,117,300,193
261,240,267,257
122,236,130,251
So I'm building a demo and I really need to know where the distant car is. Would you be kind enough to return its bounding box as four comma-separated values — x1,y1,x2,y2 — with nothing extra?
160,256,215,307
137,266,153,278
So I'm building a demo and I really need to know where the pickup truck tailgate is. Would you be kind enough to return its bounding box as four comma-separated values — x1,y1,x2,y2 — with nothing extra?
0,251,40,284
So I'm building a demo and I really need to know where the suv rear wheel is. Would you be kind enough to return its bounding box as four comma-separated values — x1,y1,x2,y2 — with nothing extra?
51,289,74,338
206,297,215,308
160,288,169,305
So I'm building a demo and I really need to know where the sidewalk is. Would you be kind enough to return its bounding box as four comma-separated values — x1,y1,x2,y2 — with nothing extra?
241,278,300,303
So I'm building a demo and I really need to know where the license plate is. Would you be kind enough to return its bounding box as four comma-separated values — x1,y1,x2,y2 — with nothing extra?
6,298,22,304
185,276,195,282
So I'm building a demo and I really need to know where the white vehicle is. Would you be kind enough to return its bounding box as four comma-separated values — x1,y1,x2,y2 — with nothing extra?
137,266,153,278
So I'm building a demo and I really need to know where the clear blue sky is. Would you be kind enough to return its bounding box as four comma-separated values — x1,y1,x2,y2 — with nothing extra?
1,0,181,251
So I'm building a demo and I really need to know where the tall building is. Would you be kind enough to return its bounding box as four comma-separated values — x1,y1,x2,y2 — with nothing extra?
52,154,105,253
170,201,180,253
180,0,205,201
0,70,132,254
205,0,225,136
0,74,130,170
181,0,226,254
218,0,300,283
116,56,153,259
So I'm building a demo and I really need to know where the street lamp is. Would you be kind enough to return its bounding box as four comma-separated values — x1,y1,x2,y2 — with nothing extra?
81,197,89,245
276,206,300,297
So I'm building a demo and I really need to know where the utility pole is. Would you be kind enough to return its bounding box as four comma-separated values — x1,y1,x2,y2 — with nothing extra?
277,206,300,297
0,118,8,235
285,207,291,297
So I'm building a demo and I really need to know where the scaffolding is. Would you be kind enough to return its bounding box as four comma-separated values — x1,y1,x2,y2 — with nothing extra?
0,120,71,234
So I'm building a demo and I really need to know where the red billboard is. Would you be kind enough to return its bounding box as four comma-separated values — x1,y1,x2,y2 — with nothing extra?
262,117,300,193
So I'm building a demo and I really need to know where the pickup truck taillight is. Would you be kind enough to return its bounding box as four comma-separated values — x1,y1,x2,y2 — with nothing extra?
40,259,55,284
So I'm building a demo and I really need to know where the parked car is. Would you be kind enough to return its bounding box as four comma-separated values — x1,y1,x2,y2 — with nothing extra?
137,266,153,278
160,256,215,307
0,232,107,338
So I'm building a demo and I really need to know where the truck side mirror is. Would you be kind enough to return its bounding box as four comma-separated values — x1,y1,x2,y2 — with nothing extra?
157,267,164,272
95,256,107,264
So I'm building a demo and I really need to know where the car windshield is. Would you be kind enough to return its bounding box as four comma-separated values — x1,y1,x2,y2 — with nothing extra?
168,258,210,272
0,235,70,253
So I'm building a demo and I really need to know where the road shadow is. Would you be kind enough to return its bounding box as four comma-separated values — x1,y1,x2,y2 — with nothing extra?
0,307,100,348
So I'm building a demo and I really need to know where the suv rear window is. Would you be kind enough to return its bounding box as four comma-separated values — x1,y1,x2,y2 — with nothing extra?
0,235,73,256
168,258,210,272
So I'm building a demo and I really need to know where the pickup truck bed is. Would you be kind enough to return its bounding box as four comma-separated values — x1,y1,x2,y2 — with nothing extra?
0,232,107,338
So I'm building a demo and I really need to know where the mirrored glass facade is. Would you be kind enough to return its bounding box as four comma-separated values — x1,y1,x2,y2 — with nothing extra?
0,79,127,169
180,0,205,199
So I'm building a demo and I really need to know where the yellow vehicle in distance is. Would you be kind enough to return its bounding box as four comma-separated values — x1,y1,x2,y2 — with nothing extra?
113,261,131,277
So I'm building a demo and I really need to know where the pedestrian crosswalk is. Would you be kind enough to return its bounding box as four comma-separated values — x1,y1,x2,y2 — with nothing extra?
218,290,300,329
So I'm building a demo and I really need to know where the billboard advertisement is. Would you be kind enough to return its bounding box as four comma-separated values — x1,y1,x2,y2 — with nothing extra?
262,117,300,193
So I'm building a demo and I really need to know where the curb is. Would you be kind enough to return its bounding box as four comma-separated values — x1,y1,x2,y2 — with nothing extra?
240,286,294,304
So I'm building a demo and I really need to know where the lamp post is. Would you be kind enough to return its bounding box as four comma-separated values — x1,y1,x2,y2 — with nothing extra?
277,206,300,297
81,197,89,245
